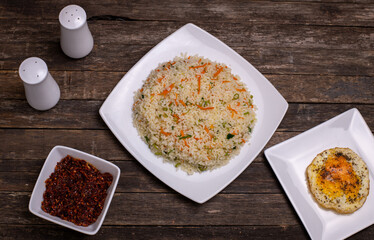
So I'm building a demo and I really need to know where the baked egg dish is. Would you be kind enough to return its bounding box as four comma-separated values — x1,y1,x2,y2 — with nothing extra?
306,147,370,214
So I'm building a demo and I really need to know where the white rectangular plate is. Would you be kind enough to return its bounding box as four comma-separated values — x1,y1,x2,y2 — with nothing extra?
265,108,374,239
100,23,288,203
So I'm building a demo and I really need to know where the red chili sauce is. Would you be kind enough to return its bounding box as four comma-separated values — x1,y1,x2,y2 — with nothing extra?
41,155,113,226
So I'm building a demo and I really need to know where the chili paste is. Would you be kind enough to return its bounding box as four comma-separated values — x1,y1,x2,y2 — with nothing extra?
41,155,113,226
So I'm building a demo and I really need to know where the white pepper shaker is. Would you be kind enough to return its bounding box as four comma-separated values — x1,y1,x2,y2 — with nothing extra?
59,5,94,59
19,57,60,111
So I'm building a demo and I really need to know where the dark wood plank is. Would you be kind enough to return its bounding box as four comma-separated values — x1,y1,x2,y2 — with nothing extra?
0,161,282,194
1,1,373,26
1,70,374,104
1,192,300,225
1,21,373,75
2,43,372,75
1,21,372,50
0,130,297,161
0,225,309,240
1,101,373,131
3,224,374,240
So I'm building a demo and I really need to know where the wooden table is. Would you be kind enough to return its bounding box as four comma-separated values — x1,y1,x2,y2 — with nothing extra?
1,0,373,239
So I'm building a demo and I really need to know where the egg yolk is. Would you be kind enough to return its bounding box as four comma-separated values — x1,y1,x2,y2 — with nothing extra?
317,154,361,201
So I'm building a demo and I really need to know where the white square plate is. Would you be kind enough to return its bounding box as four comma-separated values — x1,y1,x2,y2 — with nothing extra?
29,146,120,235
100,23,288,203
265,108,374,239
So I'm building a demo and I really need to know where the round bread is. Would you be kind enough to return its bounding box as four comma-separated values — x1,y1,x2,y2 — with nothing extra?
306,147,370,214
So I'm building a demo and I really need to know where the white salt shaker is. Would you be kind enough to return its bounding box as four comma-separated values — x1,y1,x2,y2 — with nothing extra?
19,57,60,111
59,5,94,59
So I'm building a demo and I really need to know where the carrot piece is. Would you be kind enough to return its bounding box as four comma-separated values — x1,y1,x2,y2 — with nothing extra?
158,83,174,96
179,99,187,107
193,137,201,141
236,88,246,92
197,75,201,94
140,88,143,92
190,63,207,69
157,76,165,83
173,114,180,123
204,126,213,140
198,58,201,63
227,104,238,118
183,139,190,148
241,138,246,143
175,93,178,106
188,56,191,59
197,105,214,110
160,127,171,136
233,76,238,80
180,130,184,137
213,67,224,78
227,104,238,114
222,81,230,83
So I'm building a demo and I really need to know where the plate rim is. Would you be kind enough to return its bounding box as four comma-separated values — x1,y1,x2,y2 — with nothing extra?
100,23,288,203
264,108,374,239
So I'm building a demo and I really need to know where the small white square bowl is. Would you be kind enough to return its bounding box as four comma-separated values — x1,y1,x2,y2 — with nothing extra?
29,145,121,235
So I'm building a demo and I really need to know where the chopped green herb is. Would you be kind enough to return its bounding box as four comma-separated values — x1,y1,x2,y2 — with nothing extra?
175,163,181,168
233,146,237,150
227,133,235,139
248,127,252,133
198,165,208,172
233,93,239,100
142,95,144,99
155,152,162,156
145,136,150,143
179,135,192,140
163,113,168,117
222,122,226,128
172,126,175,130
163,107,168,111
164,149,173,155
244,112,249,115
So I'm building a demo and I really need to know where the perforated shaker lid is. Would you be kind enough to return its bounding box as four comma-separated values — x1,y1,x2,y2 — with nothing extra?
19,57,48,85
59,5,87,30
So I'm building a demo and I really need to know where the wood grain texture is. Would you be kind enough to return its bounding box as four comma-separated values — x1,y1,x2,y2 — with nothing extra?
1,101,373,131
1,70,374,104
2,192,299,225
1,21,373,76
1,0,374,239
0,225,310,240
0,130,297,161
0,162,281,194
1,0,373,26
